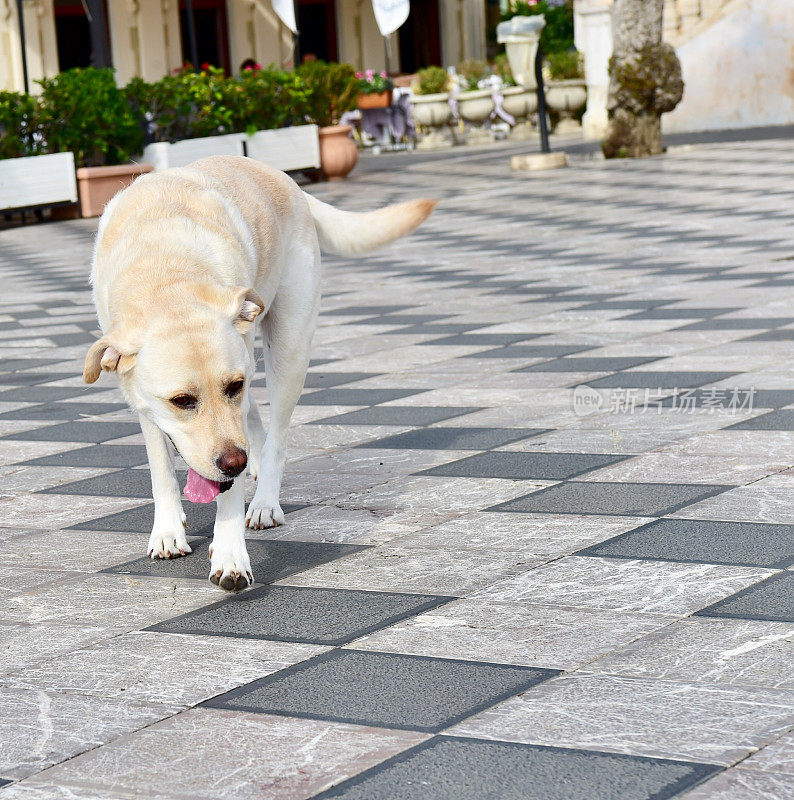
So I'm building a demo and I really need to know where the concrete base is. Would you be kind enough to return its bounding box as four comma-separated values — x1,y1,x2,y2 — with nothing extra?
510,152,569,171
509,122,536,141
417,130,453,150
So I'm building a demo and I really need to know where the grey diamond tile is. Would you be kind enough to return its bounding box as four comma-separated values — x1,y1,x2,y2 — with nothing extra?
516,356,660,373
580,518,794,568
621,307,739,320
587,371,737,389
204,649,556,732
311,736,721,800
356,427,549,450
323,305,411,316
298,388,422,406
310,406,483,426
677,318,794,331
489,482,731,517
0,401,126,421
424,333,542,347
728,411,794,431
1,421,141,443
744,329,794,341
38,468,178,498
268,371,380,389
104,539,366,582
418,452,627,480
148,585,453,645
659,389,794,409
0,386,103,403
464,344,593,359
20,444,149,468
697,573,794,622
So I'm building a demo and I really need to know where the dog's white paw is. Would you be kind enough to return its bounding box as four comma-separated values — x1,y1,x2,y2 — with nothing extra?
246,500,285,530
208,541,253,591
147,511,190,559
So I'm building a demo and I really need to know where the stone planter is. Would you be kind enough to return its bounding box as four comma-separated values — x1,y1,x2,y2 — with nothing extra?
501,86,538,140
142,133,246,170
0,152,77,212
76,163,154,218
411,92,452,150
358,90,392,110
457,88,495,144
246,125,320,172
318,125,358,181
546,79,587,135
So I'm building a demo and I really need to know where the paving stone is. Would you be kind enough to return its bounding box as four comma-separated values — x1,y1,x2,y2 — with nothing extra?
298,388,422,406
104,539,366,582
148,585,453,645
39,468,181,498
19,444,149,468
680,767,794,800
581,518,794,568
356,427,548,450
516,356,660,373
1,421,141,443
677,318,794,330
204,649,556,732
418,451,627,480
0,386,104,403
621,307,738,320
310,736,721,800
659,389,794,409
587,371,737,389
424,333,543,347
462,344,593,359
309,406,483,426
489,482,731,517
0,401,126,420
728,410,794,430
697,573,794,622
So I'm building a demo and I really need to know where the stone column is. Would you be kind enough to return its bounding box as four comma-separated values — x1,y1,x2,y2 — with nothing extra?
574,0,614,140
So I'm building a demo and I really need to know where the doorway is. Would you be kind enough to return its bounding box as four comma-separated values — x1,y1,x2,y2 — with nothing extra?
54,0,111,71
398,0,441,73
296,0,338,63
180,0,231,72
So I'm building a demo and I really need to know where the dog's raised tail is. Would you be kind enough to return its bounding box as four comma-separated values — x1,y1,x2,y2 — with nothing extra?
304,193,436,257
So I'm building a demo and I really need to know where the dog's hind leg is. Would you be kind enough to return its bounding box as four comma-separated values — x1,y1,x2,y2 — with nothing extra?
244,333,266,481
246,243,320,530
141,415,190,558
209,475,251,590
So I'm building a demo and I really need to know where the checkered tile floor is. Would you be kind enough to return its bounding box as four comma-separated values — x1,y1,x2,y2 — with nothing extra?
3,139,794,799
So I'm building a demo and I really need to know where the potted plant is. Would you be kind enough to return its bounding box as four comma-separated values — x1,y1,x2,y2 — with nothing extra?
37,67,150,218
411,66,452,150
545,50,586,134
297,60,360,181
357,69,394,110
0,90,79,213
493,53,537,140
456,60,494,143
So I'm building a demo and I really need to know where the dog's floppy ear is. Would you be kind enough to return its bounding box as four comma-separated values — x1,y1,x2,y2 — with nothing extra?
230,287,265,333
83,333,137,384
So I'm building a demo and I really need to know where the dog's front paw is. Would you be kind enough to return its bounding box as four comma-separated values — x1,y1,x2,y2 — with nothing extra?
246,500,285,530
209,541,253,591
147,512,191,559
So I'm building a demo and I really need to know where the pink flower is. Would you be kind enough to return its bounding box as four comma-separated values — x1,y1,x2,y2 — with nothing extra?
380,70,387,78
356,71,363,79
254,62,262,70
365,69,374,81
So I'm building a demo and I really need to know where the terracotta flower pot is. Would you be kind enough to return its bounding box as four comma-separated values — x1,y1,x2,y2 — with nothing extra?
76,162,154,218
318,125,358,181
358,90,392,110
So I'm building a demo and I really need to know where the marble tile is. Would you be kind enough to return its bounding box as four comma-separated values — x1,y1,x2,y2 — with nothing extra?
449,674,794,765
680,767,794,799
16,710,427,799
672,487,794,524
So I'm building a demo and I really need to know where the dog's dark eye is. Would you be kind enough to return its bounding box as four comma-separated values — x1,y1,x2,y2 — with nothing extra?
225,379,244,398
170,394,197,410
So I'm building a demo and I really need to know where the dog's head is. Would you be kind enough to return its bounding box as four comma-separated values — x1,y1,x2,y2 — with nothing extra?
83,284,264,482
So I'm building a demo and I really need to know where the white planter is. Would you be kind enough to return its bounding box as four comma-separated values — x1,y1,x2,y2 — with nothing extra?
246,125,320,171
501,86,538,140
142,133,245,170
546,79,587,135
411,92,453,150
0,152,78,212
458,88,495,144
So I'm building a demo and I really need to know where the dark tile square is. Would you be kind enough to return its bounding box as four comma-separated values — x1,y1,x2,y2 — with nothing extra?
464,344,593,359
743,329,794,342
696,572,794,622
39,468,175,498
356,427,549,450
1,421,141,443
104,539,365,581
0,386,103,403
356,314,451,326
275,372,380,390
676,317,794,331
310,406,482,426
203,649,555,732
311,736,721,800
425,333,541,347
323,305,411,316
298,388,422,406
0,358,62,373
20,444,149,468
0,371,76,386
149,586,452,645
620,307,738,320
578,300,678,311
658,389,794,410
397,323,489,336
419,452,627,480
0,401,126,421
68,500,307,535
516,356,660,374
579,518,794,568
727,410,794,430
587,371,736,389
488,482,730,517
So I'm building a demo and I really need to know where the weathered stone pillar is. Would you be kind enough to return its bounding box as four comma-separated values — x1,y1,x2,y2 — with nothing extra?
574,0,614,140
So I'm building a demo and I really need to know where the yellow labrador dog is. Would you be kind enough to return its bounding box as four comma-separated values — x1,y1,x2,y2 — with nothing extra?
84,155,434,590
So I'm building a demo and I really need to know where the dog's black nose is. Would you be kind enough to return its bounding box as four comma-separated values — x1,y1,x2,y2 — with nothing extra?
216,448,247,477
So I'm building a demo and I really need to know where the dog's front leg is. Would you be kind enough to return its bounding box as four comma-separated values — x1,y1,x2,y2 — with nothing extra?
209,477,252,591
140,415,190,559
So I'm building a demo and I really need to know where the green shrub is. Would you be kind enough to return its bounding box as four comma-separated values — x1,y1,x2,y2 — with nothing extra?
500,0,574,55
37,67,142,166
228,66,313,133
295,61,359,127
416,66,448,95
457,59,489,91
547,50,582,80
0,91,42,159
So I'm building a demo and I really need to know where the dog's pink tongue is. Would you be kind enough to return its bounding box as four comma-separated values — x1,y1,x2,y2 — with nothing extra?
183,468,221,503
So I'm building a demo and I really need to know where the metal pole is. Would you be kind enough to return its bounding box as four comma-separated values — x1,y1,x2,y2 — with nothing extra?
86,0,111,68
292,0,300,65
15,0,30,94
534,42,550,154
184,0,199,68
